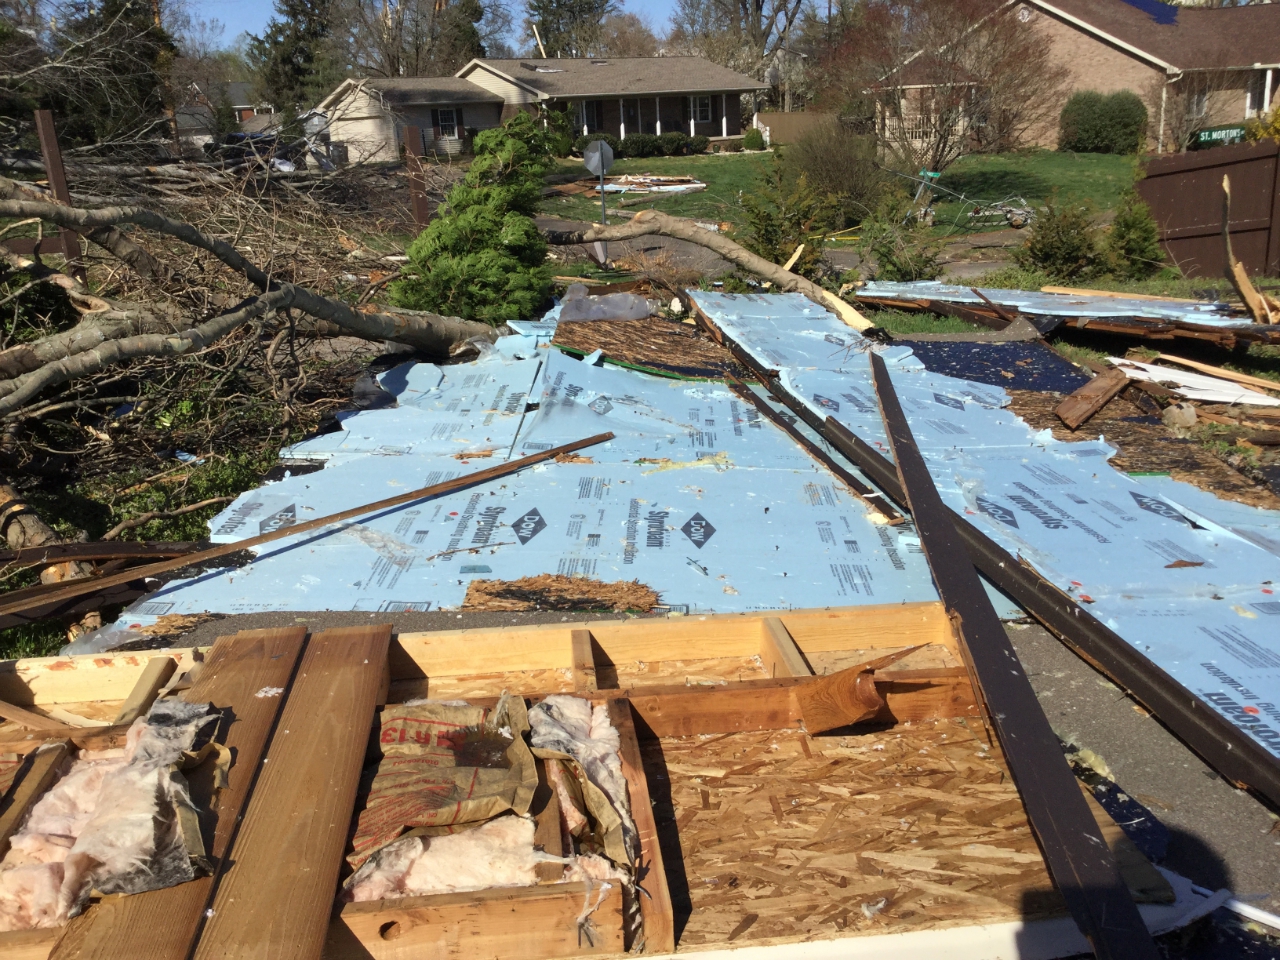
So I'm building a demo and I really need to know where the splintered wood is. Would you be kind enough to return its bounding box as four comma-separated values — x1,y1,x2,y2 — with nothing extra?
463,574,659,613
652,719,1058,949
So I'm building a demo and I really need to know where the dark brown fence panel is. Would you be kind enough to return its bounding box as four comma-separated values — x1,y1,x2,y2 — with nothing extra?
1136,140,1280,278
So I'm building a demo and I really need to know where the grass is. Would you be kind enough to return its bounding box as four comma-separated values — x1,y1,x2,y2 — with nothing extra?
930,150,1139,236
542,151,773,231
864,308,983,336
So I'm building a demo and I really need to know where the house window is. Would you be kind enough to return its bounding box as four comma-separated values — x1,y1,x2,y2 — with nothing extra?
1190,91,1208,119
437,108,458,139
575,101,603,132
692,96,712,123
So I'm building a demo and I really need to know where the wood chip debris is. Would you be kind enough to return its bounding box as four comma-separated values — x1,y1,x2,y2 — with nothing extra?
463,574,659,612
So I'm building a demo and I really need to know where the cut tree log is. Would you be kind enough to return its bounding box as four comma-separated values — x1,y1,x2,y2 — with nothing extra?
543,210,872,331
1054,366,1130,430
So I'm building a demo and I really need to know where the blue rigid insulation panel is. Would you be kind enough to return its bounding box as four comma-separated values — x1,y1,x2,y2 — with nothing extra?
688,291,1280,763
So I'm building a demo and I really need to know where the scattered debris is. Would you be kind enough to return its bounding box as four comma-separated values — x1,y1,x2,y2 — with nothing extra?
463,575,659,613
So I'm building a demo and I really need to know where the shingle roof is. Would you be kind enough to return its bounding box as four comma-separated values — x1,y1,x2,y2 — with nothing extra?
364,77,505,106
1035,0,1280,71
465,57,769,98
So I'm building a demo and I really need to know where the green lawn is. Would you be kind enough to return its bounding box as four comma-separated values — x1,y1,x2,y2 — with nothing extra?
542,152,773,230
931,150,1140,235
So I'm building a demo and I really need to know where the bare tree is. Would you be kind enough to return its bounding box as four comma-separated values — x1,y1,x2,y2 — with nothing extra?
666,0,806,79
596,13,658,57
1153,70,1241,154
815,0,1067,173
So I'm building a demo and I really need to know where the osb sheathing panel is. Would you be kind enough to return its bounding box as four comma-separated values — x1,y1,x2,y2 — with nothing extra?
649,719,1061,950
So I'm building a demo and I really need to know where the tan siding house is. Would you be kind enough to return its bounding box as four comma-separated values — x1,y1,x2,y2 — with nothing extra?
315,57,768,162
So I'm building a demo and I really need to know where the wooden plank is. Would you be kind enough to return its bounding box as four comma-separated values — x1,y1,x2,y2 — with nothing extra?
0,542,200,566
0,650,201,707
50,628,308,960
531,758,565,883
324,882,624,960
0,739,70,858
0,929,58,960
112,656,177,725
1153,353,1279,394
570,629,597,693
606,700,675,954
0,699,78,733
192,625,392,960
0,723,133,756
870,351,1159,960
759,617,812,679
1055,366,1129,430
1041,286,1203,303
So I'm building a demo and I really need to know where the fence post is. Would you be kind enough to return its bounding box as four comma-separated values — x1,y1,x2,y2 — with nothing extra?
33,109,85,281
403,125,430,228
1267,140,1280,275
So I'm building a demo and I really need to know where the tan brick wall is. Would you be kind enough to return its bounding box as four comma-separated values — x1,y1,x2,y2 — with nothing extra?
1022,3,1164,148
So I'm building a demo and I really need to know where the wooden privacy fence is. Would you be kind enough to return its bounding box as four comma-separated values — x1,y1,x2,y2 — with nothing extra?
752,111,835,145
1136,139,1280,278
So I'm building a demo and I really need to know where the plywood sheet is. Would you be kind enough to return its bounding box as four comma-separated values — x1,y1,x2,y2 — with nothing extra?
648,719,1059,950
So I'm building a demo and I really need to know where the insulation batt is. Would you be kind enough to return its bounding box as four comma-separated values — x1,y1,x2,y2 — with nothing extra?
528,696,633,846
342,815,557,902
0,700,216,931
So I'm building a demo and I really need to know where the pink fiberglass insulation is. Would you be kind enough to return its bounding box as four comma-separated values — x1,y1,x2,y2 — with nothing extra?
0,699,216,931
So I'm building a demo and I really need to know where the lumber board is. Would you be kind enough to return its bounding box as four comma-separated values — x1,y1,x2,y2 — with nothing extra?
0,928,58,960
0,435,615,621
870,351,1158,960
192,625,392,960
1154,353,1280,394
0,649,201,707
0,739,70,859
111,655,177,724
570,629,597,692
0,698,78,733
50,627,309,960
1055,366,1129,430
531,757,566,882
0,541,200,566
758,617,812,679
0,723,133,756
607,699,675,953
323,882,624,960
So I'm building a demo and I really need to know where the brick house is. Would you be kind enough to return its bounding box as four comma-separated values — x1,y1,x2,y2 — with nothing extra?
316,57,768,162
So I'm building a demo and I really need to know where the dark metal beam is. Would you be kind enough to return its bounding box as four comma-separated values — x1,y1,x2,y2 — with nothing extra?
871,352,1159,960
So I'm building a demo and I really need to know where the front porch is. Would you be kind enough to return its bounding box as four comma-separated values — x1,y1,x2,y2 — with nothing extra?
566,94,744,141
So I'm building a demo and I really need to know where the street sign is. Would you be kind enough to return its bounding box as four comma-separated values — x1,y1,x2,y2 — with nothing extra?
583,139,614,177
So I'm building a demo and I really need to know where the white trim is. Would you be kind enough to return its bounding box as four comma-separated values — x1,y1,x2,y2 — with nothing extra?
619,98,625,139
655,96,662,135
1026,0,1178,71
722,93,728,137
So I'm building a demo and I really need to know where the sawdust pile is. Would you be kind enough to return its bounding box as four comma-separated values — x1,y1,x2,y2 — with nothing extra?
463,575,659,613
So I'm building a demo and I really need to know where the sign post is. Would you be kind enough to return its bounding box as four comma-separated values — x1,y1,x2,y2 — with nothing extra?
583,139,614,265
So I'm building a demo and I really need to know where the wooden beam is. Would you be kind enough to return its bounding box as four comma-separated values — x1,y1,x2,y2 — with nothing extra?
0,542,200,567
0,739,70,859
112,656,177,725
0,699,77,734
0,929,58,960
606,700,674,954
531,758,565,883
1055,366,1129,430
0,723,134,756
324,882,624,960
570,629,597,693
870,351,1159,960
193,625,392,960
1153,353,1279,394
759,617,812,679
50,628,309,960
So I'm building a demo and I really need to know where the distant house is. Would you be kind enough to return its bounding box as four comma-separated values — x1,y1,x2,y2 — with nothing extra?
174,82,277,146
315,57,769,162
879,0,1280,155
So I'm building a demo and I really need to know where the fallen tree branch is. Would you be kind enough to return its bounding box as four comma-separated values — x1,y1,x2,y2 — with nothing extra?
543,209,872,331
101,496,234,541
0,183,497,353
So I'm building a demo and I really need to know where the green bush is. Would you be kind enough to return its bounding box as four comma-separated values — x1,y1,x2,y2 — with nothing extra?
1014,196,1104,281
548,132,573,158
784,121,887,229
856,194,944,282
392,113,553,325
742,128,765,151
573,132,620,155
720,138,742,153
1105,189,1165,279
619,133,660,158
659,131,690,155
1058,90,1148,154
690,134,710,154
740,158,828,278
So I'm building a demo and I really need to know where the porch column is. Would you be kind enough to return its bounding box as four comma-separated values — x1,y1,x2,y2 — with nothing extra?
582,101,588,136
1267,69,1274,116
619,98,625,139
722,93,728,137
689,97,695,137
654,97,661,135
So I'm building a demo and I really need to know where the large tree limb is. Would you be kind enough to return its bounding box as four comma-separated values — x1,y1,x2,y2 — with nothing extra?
0,306,185,381
0,188,497,353
544,209,872,331
0,290,292,415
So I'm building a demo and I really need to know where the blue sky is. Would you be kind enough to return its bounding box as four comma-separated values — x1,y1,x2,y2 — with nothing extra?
196,0,679,50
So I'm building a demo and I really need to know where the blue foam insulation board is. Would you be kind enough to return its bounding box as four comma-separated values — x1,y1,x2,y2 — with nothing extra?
687,290,1280,763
